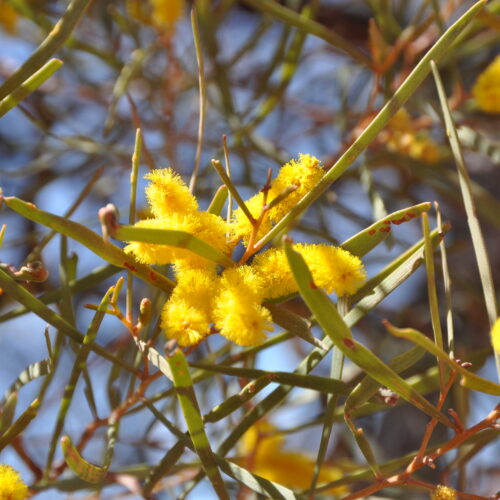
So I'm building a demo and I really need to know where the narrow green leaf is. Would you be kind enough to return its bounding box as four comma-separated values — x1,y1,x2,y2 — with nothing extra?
208,186,229,216
385,322,500,395
284,239,452,428
211,159,254,224
341,202,431,257
0,393,18,434
202,376,273,424
422,212,446,391
3,196,174,292
0,398,40,451
126,128,142,321
115,225,234,268
215,459,301,500
167,349,229,500
435,202,455,355
189,363,350,396
0,58,63,116
432,60,500,379
45,286,114,475
3,359,52,402
142,440,185,497
267,303,328,350
104,49,148,134
189,6,207,193
61,435,107,484
133,339,173,382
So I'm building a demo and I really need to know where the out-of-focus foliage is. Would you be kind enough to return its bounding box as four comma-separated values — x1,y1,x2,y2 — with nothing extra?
0,1,500,499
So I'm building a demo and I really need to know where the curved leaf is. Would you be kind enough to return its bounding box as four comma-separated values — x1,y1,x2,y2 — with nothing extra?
115,225,234,268
3,196,174,292
61,435,107,484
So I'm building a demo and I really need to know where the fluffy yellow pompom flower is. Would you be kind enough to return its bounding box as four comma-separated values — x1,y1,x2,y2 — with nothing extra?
267,154,324,222
231,193,272,245
231,155,323,245
472,55,500,114
150,0,185,31
0,465,28,500
0,1,18,34
162,268,216,346
145,169,198,218
213,267,273,346
238,421,348,496
301,243,366,296
491,318,500,355
125,211,231,268
430,485,457,500
252,244,366,299
251,247,297,299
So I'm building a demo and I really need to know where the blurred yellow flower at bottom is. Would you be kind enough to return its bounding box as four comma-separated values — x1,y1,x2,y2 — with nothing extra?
0,464,28,500
491,317,500,354
150,0,185,30
238,421,348,496
0,1,18,34
472,55,500,114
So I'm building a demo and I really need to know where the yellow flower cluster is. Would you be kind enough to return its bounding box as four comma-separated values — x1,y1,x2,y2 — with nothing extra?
430,485,457,500
0,1,18,34
127,158,366,347
0,465,28,500
473,55,500,114
126,0,185,31
238,420,348,495
381,109,440,163
491,318,500,355
125,169,231,269
252,244,366,299
231,154,324,244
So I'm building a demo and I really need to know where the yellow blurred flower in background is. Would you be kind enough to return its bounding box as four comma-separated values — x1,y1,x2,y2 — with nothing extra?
126,0,185,31
491,318,500,355
150,0,185,31
382,109,440,163
238,420,348,495
0,1,18,34
0,465,28,500
472,55,500,114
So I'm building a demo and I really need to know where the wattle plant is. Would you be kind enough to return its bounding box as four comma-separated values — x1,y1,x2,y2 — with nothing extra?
0,0,499,499
124,157,366,347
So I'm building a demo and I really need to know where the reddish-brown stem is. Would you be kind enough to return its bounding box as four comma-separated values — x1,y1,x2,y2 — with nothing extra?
52,371,162,477
407,369,457,471
12,436,42,481
341,404,499,500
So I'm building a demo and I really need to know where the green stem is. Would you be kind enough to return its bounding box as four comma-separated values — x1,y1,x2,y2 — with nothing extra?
0,0,91,100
